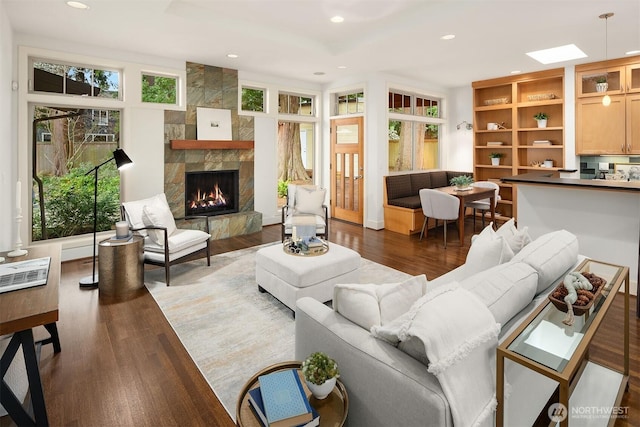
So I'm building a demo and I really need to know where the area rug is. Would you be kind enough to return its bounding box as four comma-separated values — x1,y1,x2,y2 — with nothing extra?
144,242,411,420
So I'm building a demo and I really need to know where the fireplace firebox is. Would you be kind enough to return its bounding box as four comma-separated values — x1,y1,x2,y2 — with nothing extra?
185,170,239,216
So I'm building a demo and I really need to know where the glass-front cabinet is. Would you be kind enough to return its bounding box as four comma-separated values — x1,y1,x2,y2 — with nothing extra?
575,56,640,155
576,66,625,97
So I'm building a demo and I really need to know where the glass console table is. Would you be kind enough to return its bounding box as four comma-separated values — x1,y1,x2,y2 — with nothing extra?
496,259,630,427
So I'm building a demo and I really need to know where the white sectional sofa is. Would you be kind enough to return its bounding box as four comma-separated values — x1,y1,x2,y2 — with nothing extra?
294,223,581,427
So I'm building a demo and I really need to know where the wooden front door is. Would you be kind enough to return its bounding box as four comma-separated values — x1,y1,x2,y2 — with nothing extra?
330,117,364,224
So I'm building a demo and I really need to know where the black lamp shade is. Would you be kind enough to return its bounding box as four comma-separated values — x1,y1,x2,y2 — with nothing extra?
113,148,133,170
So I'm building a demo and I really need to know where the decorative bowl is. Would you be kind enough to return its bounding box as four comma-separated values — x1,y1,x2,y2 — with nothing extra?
548,272,606,316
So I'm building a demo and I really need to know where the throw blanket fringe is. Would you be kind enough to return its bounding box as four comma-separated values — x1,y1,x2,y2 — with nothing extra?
427,323,501,376
472,394,498,427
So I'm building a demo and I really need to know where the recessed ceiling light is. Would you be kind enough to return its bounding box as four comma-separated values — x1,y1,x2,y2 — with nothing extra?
226,53,238,58
510,70,521,74
440,34,455,40
330,16,344,23
66,1,89,9
526,44,587,64
626,49,640,55
313,72,326,76
337,65,347,69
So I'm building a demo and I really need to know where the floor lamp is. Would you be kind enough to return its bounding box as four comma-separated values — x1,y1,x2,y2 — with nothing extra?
79,148,133,288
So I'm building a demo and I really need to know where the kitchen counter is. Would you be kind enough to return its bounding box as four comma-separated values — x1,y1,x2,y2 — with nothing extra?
502,171,640,192
502,172,640,317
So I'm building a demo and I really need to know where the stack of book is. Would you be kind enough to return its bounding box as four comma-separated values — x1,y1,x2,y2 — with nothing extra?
532,140,552,146
297,236,324,252
486,141,503,146
249,369,319,427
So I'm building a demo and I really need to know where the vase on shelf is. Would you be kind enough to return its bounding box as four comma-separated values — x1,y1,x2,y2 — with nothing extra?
491,157,500,166
595,82,608,93
536,119,547,129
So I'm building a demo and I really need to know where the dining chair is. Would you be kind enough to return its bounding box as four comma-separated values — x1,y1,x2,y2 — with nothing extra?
464,181,500,231
419,188,460,248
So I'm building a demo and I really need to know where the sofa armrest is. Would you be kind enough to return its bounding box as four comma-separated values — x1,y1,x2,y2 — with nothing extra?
294,297,452,427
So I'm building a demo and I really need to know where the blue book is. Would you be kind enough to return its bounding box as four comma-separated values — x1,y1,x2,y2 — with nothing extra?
258,369,313,427
248,387,319,427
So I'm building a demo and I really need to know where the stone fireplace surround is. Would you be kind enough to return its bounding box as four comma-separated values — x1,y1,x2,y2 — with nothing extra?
162,62,262,240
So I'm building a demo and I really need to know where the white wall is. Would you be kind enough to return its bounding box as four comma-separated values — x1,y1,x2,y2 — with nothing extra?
445,85,474,172
0,2,15,251
253,116,279,225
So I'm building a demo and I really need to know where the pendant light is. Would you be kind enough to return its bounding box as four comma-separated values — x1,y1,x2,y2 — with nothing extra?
600,12,614,106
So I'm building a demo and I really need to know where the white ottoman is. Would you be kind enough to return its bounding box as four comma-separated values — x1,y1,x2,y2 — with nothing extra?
255,242,361,313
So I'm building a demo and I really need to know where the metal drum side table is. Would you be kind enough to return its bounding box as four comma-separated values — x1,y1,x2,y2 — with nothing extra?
98,235,144,298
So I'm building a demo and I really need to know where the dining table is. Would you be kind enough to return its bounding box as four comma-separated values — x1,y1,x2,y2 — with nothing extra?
436,185,496,244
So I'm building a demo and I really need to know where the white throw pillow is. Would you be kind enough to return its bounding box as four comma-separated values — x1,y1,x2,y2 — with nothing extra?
334,275,427,331
474,219,532,255
495,218,517,238
122,195,159,236
333,284,381,330
295,187,326,216
495,218,532,254
512,229,579,294
465,235,514,276
461,262,538,325
376,275,427,325
141,194,177,246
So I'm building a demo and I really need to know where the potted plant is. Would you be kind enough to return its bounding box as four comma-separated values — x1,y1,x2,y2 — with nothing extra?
595,76,608,93
489,152,504,166
449,175,474,190
533,112,548,128
302,352,340,399
544,159,554,168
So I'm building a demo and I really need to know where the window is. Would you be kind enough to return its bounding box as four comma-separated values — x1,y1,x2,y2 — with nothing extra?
333,91,364,115
141,73,177,104
241,86,266,112
388,90,442,172
92,109,109,126
32,60,120,99
278,92,314,116
32,105,122,241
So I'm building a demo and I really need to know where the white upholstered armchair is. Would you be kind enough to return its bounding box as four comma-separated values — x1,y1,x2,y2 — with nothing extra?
281,184,329,242
121,193,211,286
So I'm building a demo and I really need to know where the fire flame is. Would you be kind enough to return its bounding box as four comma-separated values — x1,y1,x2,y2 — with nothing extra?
188,183,227,210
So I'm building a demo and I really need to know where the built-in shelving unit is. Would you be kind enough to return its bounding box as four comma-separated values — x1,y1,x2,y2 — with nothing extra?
473,68,565,221
170,140,254,150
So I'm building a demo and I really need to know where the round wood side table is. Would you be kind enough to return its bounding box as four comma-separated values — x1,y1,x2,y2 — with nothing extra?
236,361,348,427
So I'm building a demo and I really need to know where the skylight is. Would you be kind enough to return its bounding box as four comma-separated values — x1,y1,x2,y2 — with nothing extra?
526,44,587,64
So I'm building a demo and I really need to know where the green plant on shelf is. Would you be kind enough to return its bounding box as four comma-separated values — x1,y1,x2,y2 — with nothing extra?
489,152,504,159
533,112,548,120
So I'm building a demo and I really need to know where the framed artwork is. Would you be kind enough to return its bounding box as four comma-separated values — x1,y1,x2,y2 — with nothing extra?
614,163,640,181
196,107,232,140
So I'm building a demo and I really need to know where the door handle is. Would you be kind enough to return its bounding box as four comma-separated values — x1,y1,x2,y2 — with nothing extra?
354,175,363,180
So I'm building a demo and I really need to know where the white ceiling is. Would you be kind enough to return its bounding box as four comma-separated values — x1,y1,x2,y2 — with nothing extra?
4,0,640,88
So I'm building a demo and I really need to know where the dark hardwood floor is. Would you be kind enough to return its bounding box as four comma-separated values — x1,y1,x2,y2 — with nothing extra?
4,219,637,426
